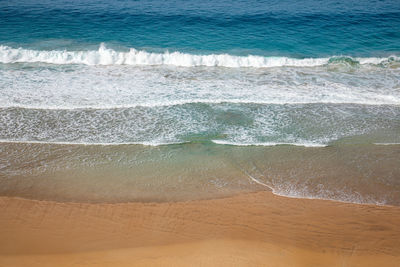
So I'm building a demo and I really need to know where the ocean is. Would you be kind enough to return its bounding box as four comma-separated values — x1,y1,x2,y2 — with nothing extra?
0,0,399,205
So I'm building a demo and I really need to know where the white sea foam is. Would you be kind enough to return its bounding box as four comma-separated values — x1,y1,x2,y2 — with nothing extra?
2,99,399,111
0,139,183,146
373,143,400,145
0,44,398,67
0,139,327,147
1,44,399,150
211,140,328,147
1,67,400,110
268,188,389,206
1,46,399,110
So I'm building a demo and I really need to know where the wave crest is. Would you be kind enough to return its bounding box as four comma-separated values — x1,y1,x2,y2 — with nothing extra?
0,44,398,68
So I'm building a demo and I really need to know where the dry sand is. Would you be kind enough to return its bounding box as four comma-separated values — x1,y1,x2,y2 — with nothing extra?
0,191,399,266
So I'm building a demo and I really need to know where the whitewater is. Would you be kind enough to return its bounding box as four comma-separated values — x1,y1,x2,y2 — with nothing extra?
1,41,400,147
1,44,399,67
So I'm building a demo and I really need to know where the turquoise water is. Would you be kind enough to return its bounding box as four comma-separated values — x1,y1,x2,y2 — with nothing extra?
0,0,399,205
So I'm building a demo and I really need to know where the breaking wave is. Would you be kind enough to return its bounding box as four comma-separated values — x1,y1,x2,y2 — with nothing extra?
0,44,398,68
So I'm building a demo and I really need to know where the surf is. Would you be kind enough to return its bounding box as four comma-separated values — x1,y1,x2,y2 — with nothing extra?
1,44,399,68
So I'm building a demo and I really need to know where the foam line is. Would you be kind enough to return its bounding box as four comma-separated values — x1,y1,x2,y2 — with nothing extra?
0,139,330,148
373,143,400,145
1,99,399,111
211,140,328,147
0,139,183,146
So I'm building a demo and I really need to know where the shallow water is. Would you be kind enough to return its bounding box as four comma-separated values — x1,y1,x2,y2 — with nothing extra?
0,142,399,206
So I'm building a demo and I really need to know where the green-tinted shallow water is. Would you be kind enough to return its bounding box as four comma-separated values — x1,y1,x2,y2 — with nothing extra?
1,142,399,206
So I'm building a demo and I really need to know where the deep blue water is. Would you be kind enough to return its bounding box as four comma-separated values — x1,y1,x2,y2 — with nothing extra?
1,0,400,57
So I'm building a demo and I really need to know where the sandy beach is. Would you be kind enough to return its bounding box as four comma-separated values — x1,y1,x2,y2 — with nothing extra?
1,191,399,266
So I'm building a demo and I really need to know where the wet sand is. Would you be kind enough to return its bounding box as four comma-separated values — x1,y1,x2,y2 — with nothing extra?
0,191,399,266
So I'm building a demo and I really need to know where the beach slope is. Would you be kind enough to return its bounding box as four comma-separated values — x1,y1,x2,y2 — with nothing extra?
0,191,399,266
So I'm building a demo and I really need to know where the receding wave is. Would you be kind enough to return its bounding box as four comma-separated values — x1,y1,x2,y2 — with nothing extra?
1,44,398,68
5,140,398,148
0,139,182,146
373,143,400,145
3,98,400,111
2,140,398,148
211,140,327,147
0,139,328,148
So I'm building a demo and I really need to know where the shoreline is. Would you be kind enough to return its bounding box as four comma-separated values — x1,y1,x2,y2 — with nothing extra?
2,142,399,206
1,191,399,266
2,187,399,208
